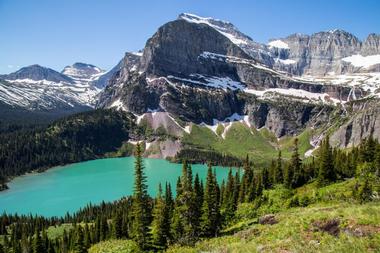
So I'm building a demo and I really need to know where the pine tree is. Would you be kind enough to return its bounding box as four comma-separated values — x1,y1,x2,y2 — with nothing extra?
361,136,377,163
290,139,303,188
73,227,86,253
318,136,335,184
83,223,91,249
358,177,372,203
262,168,270,189
274,151,283,184
131,143,150,249
171,163,198,244
99,216,108,241
112,211,123,239
162,183,173,243
151,184,167,249
193,173,203,228
200,164,220,237
239,155,252,203
375,144,380,177
32,229,45,253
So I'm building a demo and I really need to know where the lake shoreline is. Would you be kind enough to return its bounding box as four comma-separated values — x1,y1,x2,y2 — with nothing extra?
0,157,236,217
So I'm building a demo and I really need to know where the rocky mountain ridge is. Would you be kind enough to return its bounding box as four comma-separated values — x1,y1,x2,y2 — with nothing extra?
2,13,380,156
95,13,380,156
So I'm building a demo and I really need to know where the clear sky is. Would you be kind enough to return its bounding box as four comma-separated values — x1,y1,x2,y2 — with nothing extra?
0,0,379,74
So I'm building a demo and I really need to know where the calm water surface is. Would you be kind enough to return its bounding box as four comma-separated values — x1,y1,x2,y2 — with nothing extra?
0,157,237,217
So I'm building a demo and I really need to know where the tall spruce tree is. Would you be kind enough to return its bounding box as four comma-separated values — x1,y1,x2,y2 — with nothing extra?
171,162,198,244
375,144,380,177
290,138,303,188
112,211,123,239
274,151,283,184
151,184,167,249
32,229,45,253
73,227,86,253
318,136,336,184
131,143,150,249
200,164,220,237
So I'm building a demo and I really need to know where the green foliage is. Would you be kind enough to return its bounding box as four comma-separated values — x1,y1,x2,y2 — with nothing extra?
318,136,336,184
131,144,150,249
0,109,137,181
200,165,221,237
88,240,141,253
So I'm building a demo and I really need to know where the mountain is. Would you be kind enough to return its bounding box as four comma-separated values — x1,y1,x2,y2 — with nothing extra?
5,64,74,83
269,30,380,75
62,62,105,87
95,13,380,160
0,64,104,123
92,59,124,89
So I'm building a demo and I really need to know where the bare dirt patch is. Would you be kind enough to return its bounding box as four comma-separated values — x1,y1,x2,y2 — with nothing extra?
312,218,340,236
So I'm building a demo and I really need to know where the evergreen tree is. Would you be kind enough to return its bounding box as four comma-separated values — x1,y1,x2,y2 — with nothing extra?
262,168,270,189
193,174,203,228
318,136,336,184
274,151,283,184
358,177,372,203
73,227,86,253
151,184,167,248
112,211,123,239
200,164,220,237
239,155,252,202
171,163,198,244
361,136,377,162
131,143,150,249
290,139,303,188
32,229,45,253
375,144,380,177
99,216,108,241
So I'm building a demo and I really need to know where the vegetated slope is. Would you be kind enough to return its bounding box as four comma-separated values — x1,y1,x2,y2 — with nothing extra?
0,109,138,179
1,136,379,252
167,181,380,253
179,123,312,166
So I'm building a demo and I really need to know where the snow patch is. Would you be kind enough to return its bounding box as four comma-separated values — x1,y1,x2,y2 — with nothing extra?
179,13,249,45
342,54,380,69
245,88,342,105
145,141,152,150
276,58,297,65
168,74,245,91
268,40,289,49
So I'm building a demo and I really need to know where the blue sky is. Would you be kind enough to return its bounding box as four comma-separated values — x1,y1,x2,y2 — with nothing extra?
0,0,379,74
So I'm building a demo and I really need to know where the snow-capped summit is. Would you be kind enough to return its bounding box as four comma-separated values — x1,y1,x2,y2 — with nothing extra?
62,62,105,83
6,64,74,84
178,13,273,66
178,13,252,46
0,63,105,113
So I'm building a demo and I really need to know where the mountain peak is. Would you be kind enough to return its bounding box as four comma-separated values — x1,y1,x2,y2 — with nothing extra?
5,64,74,83
62,63,104,82
178,13,231,25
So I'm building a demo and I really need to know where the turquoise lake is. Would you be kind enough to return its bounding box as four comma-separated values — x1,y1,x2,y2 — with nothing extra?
0,157,237,217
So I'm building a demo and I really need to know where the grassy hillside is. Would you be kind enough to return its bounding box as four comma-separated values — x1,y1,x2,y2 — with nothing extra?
181,122,313,165
167,202,380,253
167,180,380,253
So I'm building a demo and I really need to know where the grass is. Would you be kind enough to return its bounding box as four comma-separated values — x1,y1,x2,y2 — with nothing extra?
88,239,141,253
47,223,73,240
182,123,314,166
167,180,380,253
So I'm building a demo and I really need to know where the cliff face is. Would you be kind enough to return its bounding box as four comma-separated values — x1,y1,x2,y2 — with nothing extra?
331,99,380,147
96,14,380,149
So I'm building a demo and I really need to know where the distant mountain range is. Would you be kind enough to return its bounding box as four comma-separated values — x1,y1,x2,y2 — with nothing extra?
1,13,380,154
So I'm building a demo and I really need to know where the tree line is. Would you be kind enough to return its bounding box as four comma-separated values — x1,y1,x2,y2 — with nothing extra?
1,136,380,252
0,109,137,190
